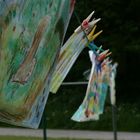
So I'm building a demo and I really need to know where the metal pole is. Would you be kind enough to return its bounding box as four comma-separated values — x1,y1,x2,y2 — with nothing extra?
112,105,117,140
43,108,47,140
62,81,88,86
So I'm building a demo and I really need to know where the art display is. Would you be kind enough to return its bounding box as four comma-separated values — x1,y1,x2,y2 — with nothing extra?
0,0,74,128
72,46,118,122
110,63,118,106
50,11,102,93
49,10,118,122
0,0,118,128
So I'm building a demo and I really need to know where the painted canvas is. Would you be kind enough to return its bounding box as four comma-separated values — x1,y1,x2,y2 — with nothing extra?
50,31,88,93
0,0,74,128
110,63,118,105
50,12,102,93
71,50,111,122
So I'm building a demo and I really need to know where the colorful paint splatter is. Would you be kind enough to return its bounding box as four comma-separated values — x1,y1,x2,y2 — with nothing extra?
0,0,74,128
72,49,117,122
50,12,102,93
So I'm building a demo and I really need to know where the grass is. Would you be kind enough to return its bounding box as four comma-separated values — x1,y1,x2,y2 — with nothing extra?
0,136,90,140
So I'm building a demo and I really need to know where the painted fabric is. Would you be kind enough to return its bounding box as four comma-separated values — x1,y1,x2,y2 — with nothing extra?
0,0,74,128
110,63,118,105
50,12,102,93
50,32,88,93
72,51,111,122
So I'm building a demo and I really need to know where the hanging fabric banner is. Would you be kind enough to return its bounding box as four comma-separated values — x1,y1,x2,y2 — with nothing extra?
50,12,102,93
50,31,89,93
0,0,74,128
71,50,112,122
110,63,118,106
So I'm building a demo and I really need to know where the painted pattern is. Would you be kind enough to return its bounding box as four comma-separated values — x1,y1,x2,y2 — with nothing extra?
50,12,102,93
72,50,116,122
0,0,74,128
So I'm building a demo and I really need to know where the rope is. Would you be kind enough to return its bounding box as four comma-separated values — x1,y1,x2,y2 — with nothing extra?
74,11,90,44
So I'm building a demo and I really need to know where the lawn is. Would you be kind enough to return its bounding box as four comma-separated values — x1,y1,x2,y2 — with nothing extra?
0,136,90,140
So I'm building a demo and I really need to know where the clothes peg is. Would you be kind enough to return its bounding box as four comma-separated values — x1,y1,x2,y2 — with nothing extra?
74,11,101,33
97,49,110,62
87,25,103,42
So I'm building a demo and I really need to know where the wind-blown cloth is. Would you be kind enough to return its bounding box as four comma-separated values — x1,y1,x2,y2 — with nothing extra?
0,0,74,128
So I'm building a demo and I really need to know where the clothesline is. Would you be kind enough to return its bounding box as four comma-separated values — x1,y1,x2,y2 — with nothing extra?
62,81,88,86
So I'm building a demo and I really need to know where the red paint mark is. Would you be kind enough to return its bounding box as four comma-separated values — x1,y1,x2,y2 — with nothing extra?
97,54,106,62
82,20,89,29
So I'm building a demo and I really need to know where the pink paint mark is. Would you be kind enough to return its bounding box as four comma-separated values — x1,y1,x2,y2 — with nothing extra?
82,20,89,29
70,0,75,13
